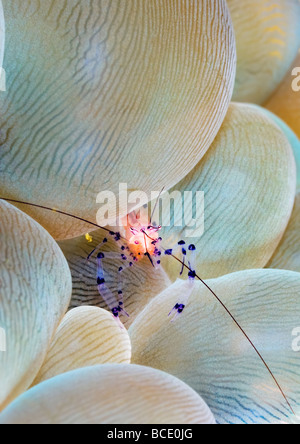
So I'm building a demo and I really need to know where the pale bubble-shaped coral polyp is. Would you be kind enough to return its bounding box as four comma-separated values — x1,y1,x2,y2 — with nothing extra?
0,201,72,411
32,307,132,386
0,0,236,240
0,0,300,427
229,0,300,104
0,365,216,425
256,106,300,191
130,270,300,424
161,103,296,281
265,52,300,140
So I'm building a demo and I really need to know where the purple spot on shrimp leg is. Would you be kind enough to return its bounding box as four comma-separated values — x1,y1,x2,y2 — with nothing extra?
168,279,195,322
111,308,126,330
168,303,186,319
164,240,189,275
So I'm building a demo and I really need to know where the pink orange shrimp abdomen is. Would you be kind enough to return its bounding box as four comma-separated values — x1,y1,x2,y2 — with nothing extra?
121,214,161,260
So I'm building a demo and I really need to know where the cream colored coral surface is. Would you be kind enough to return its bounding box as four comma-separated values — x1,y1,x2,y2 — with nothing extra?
0,0,300,426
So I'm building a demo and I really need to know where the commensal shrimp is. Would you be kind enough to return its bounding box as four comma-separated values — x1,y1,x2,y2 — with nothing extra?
87,207,198,324
0,197,295,415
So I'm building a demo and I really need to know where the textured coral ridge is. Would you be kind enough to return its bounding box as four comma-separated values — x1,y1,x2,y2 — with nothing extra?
0,0,300,426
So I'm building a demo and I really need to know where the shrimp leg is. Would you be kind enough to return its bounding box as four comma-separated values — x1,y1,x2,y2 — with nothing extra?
168,244,196,321
96,253,129,327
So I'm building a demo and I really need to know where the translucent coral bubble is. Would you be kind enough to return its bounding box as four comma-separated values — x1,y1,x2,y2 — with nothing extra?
33,307,132,385
0,200,72,411
160,103,296,281
130,270,300,424
0,0,236,240
265,52,300,140
0,365,215,424
229,0,300,104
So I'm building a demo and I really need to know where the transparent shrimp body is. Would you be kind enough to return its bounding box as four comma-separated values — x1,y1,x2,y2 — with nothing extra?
88,211,163,325
165,243,197,322
121,212,162,266
88,210,196,324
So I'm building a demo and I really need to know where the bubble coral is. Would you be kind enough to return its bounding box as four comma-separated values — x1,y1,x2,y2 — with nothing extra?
0,0,300,426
